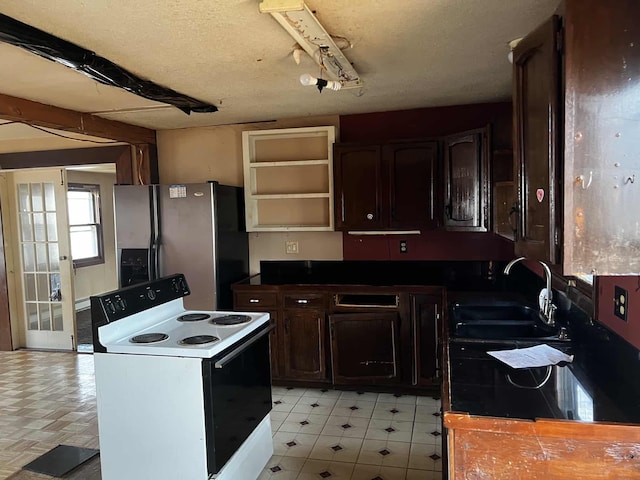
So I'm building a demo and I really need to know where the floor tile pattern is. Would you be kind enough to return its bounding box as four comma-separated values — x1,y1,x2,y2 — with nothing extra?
265,387,444,480
0,351,443,480
0,351,98,479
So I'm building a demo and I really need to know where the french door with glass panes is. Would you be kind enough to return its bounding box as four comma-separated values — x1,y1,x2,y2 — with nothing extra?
11,169,75,350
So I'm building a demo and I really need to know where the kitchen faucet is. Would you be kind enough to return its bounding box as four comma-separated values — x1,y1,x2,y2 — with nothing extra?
503,257,556,326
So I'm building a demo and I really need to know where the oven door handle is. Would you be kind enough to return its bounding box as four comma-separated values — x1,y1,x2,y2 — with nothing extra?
214,323,274,369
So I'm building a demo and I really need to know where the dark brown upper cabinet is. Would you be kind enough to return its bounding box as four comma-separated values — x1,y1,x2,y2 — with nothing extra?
443,127,490,231
334,141,439,231
562,0,640,275
513,16,562,264
333,144,385,230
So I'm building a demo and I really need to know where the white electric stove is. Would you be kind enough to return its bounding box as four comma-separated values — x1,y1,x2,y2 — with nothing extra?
91,274,273,480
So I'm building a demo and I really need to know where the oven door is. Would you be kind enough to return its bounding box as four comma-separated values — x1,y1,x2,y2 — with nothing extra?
202,323,273,475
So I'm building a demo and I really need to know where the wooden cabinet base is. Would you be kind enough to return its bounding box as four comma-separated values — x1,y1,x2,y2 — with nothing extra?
445,413,640,479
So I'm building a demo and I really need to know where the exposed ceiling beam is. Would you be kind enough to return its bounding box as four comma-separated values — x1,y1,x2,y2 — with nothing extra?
0,93,156,145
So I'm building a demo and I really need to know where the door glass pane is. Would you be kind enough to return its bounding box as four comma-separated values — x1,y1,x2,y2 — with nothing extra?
18,184,30,212
22,244,35,272
27,303,38,330
44,183,56,211
46,213,58,241
33,213,46,242
52,304,63,331
36,274,50,301
19,214,33,242
48,244,60,271
39,304,51,331
49,274,61,302
24,274,36,301
35,243,48,272
31,183,43,212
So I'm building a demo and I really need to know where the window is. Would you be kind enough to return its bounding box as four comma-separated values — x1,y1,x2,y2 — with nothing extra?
67,183,103,267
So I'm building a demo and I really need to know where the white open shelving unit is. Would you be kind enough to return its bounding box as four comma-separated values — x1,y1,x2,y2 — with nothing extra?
242,126,336,232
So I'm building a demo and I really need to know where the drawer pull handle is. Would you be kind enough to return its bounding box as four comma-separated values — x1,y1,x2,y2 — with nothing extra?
296,299,309,304
249,299,260,303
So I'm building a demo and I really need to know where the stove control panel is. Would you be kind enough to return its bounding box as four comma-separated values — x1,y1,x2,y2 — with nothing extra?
92,274,191,323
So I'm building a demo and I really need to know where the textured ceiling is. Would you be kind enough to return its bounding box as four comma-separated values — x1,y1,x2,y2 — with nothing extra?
0,0,558,134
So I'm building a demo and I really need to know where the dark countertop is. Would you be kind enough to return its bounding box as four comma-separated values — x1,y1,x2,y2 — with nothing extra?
448,340,636,423
238,260,501,290
447,300,640,424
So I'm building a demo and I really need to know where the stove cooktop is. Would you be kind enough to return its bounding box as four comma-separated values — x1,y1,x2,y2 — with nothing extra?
98,301,270,358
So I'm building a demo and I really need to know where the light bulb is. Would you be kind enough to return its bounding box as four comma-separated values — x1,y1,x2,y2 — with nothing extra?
299,73,316,86
299,73,342,92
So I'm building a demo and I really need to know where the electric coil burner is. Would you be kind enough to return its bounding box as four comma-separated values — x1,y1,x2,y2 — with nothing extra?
179,335,219,346
130,333,169,343
210,314,252,325
177,313,212,322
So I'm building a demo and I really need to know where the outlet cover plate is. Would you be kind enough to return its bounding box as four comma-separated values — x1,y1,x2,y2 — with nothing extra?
614,285,628,321
285,241,299,254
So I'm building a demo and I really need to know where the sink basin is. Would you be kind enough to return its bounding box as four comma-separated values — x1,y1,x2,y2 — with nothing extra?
452,305,541,323
450,303,564,341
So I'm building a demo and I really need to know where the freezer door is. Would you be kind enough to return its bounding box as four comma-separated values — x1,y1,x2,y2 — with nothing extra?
114,185,155,249
158,183,217,310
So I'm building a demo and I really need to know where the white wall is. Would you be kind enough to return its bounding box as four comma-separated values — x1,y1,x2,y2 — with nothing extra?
157,115,343,274
66,170,118,303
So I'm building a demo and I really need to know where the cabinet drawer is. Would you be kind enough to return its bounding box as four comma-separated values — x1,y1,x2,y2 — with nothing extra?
283,293,327,309
235,292,278,309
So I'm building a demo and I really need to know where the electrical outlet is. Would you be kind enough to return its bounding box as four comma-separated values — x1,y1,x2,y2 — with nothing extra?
614,285,628,321
285,241,299,254
399,240,408,253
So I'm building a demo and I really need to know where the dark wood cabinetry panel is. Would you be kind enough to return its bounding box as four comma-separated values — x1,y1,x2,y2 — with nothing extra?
333,144,384,230
443,128,489,231
334,141,440,231
513,15,562,263
494,182,517,240
329,312,401,385
563,0,640,274
282,309,328,381
411,294,441,385
234,290,282,379
385,141,439,229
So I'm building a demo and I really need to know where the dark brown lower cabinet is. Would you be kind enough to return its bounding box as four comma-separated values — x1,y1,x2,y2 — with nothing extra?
329,312,401,385
266,311,281,380
282,310,328,381
411,294,441,385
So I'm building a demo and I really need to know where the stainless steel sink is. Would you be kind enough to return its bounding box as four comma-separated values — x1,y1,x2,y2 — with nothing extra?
450,303,565,342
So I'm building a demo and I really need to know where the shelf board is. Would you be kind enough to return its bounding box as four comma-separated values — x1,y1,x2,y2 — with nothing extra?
252,193,331,199
250,159,329,167
248,224,334,232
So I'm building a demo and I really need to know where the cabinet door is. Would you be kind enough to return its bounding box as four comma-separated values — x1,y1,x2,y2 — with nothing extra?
513,16,562,263
385,141,440,229
411,294,441,386
563,0,640,274
443,128,489,231
282,310,327,381
334,145,385,230
329,312,401,385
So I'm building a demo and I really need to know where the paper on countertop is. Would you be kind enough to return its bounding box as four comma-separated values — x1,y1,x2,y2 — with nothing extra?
487,344,574,369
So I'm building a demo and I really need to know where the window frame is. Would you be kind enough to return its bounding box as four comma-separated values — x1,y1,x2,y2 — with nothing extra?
67,183,104,268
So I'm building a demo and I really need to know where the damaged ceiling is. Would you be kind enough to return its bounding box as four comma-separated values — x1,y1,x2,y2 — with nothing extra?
0,0,558,133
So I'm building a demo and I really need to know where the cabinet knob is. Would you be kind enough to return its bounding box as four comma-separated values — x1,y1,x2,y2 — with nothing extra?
366,213,374,220
249,299,260,303
296,299,309,304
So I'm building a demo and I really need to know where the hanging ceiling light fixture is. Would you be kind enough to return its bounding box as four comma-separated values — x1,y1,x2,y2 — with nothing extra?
259,0,363,90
